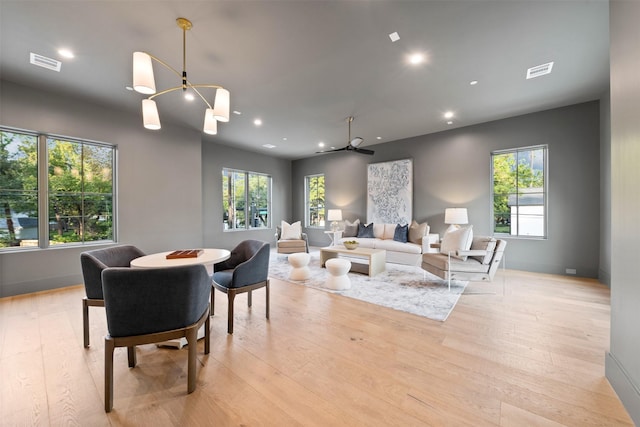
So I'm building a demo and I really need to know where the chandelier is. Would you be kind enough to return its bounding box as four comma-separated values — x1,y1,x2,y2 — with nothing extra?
132,17,230,134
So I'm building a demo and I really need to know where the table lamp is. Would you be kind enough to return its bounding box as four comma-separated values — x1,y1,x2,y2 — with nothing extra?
327,209,342,232
444,208,468,233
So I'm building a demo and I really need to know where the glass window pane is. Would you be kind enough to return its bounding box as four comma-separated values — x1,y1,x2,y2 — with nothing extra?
1,130,38,248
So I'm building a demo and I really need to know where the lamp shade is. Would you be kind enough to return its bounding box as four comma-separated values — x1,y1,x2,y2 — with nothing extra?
444,208,468,225
203,108,217,135
327,209,342,221
212,88,230,122
142,99,161,130
133,52,156,95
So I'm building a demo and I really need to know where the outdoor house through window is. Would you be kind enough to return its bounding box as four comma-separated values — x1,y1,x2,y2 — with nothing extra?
222,168,271,230
491,145,547,238
1,127,116,250
305,174,325,227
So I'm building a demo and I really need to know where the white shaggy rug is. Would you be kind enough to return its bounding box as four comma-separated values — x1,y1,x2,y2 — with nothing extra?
269,250,467,321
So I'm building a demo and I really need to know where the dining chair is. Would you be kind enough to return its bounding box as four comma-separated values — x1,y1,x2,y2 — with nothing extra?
211,239,270,334
80,245,145,347
101,264,211,412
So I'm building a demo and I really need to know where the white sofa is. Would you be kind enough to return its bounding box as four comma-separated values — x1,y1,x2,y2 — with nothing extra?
337,222,437,266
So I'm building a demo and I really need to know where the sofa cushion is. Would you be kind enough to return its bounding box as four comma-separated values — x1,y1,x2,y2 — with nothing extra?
375,239,422,254
470,236,497,264
357,223,375,238
382,224,397,240
440,226,473,260
343,219,360,237
409,221,429,244
373,223,385,239
281,220,302,240
393,224,408,243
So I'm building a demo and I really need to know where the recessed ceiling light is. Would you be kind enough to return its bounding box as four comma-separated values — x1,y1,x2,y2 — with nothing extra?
125,86,133,91
470,80,478,85
253,119,262,126
409,53,425,65
282,137,287,141
233,110,242,115
389,32,400,42
447,121,453,125
444,111,454,119
262,144,276,149
318,142,325,148
376,137,382,140
58,48,74,59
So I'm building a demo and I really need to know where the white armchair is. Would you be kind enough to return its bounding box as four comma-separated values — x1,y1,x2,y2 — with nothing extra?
421,236,507,291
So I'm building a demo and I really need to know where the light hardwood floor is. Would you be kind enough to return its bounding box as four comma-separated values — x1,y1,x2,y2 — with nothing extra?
0,268,633,426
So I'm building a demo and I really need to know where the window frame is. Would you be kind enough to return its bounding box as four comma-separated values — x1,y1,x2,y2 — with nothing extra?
304,174,325,228
0,126,117,251
490,145,548,239
222,167,272,231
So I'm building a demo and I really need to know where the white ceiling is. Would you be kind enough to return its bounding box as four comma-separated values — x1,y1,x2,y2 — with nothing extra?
0,1,609,159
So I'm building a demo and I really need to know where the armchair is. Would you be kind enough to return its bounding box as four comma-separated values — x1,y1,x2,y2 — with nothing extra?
80,245,145,347
275,225,309,254
421,236,507,291
101,264,211,412
212,240,270,334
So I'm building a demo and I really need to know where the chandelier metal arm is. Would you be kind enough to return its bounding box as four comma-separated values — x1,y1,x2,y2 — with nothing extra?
148,83,225,110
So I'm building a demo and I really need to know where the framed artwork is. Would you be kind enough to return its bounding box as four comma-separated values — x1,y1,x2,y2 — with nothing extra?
367,159,413,224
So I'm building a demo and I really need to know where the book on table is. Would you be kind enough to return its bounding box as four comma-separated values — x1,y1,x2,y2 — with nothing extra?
165,249,204,259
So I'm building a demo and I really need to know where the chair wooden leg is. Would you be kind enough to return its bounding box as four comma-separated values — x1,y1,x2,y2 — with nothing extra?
205,306,211,355
265,280,270,319
247,290,252,307
186,326,197,393
227,292,236,334
210,286,215,316
104,338,115,412
127,346,137,368
83,299,90,348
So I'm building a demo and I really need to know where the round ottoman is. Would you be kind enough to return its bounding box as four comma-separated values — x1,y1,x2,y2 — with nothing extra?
325,258,351,290
288,252,311,280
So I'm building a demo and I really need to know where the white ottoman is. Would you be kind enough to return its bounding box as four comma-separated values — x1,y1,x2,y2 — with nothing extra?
325,258,351,290
288,252,311,280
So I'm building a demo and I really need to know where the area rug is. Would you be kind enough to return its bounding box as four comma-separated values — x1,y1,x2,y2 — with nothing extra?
268,250,467,321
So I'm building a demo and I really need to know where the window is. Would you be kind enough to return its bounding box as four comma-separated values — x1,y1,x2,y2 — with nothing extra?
491,145,547,237
305,174,325,227
222,168,271,230
1,127,116,250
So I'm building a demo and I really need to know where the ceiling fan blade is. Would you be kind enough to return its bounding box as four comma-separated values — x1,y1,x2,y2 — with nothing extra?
354,147,375,155
315,146,349,154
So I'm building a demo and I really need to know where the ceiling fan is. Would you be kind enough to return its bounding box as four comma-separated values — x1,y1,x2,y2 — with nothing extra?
317,116,374,155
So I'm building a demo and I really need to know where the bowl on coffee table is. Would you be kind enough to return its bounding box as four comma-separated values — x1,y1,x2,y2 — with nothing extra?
343,240,359,250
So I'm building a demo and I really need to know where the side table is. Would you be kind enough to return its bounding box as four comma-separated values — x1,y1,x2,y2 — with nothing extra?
324,230,344,246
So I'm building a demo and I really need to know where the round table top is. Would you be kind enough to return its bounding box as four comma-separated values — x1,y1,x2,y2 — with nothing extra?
130,248,231,269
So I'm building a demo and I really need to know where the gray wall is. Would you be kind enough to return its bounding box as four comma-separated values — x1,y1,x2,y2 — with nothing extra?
201,142,292,250
293,101,602,277
0,81,203,297
606,1,640,423
600,92,612,286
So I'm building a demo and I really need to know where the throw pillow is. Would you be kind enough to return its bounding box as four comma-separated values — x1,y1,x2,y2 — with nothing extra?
342,219,360,237
408,220,429,244
281,220,302,240
357,222,375,238
383,224,397,240
440,225,474,260
373,223,385,239
393,224,408,243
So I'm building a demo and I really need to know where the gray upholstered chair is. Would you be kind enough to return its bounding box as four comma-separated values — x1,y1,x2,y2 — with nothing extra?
101,264,211,413
421,236,507,291
80,245,146,347
275,225,309,254
212,240,270,334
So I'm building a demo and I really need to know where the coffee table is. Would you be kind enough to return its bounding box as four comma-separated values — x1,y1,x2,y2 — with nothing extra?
320,246,386,276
